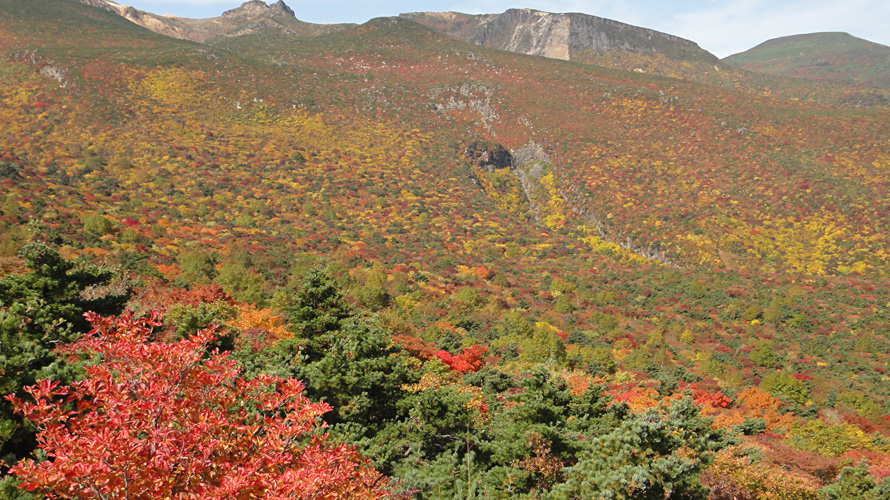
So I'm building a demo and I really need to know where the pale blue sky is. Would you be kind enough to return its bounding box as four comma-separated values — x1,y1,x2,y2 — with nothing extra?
117,0,890,58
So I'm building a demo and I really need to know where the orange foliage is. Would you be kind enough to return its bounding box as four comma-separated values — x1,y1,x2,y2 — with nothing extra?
475,265,493,280
721,387,799,432
702,446,822,500
164,284,237,308
608,386,659,410
231,304,290,340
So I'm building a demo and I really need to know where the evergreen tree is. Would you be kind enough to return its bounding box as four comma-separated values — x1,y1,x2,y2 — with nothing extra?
548,398,730,500
0,242,129,468
285,268,352,362
237,270,416,473
822,461,890,500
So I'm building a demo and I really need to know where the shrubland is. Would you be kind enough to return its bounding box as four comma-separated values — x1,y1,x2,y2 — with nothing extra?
1,0,889,497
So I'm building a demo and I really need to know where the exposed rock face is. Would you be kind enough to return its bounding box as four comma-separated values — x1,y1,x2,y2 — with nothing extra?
72,0,353,43
509,141,550,225
222,0,291,19
76,0,115,9
475,9,571,60
511,141,550,168
270,0,296,18
401,9,716,63
464,141,512,173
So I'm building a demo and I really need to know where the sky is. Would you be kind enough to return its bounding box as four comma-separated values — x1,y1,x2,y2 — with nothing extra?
117,0,890,58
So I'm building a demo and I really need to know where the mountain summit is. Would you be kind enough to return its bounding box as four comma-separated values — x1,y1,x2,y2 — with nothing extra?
73,0,352,42
400,9,717,63
724,32,890,89
222,0,295,19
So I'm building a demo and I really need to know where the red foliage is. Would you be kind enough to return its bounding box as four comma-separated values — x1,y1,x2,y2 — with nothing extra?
393,334,438,360
840,450,890,480
7,312,387,500
164,284,237,307
622,336,639,349
434,345,489,373
841,411,877,433
692,389,733,409
756,435,841,483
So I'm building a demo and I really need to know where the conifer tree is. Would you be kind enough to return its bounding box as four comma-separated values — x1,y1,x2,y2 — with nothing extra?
1,242,129,467
285,268,352,362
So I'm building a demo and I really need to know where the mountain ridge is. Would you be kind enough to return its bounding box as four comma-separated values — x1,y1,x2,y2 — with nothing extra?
400,9,717,63
73,0,355,42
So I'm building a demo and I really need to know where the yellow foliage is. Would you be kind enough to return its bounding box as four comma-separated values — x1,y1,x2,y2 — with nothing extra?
706,446,821,500
231,304,290,340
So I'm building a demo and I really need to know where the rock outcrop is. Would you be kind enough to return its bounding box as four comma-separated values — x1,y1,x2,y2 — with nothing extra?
464,141,512,173
73,0,354,43
401,9,716,63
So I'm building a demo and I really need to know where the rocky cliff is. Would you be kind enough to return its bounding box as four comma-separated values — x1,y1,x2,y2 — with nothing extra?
400,9,716,63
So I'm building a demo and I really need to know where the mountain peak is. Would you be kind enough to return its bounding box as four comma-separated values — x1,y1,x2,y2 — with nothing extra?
222,0,295,19
270,0,295,17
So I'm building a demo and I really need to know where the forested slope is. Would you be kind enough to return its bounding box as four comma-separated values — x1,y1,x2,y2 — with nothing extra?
1,1,889,498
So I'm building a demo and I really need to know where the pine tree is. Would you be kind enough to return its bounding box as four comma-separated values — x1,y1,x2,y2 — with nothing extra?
0,242,129,468
285,268,352,362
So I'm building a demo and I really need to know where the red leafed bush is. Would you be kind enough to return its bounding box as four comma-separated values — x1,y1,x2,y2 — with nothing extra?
7,311,387,500
393,334,439,360
434,345,489,373
693,389,733,409
164,283,237,307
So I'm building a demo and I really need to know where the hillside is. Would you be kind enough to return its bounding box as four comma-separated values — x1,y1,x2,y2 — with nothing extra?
2,0,890,498
74,0,354,42
67,1,890,108
724,32,890,90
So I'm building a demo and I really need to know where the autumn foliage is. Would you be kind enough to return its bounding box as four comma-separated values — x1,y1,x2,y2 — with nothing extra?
434,345,488,373
6,311,387,500
1,1,890,497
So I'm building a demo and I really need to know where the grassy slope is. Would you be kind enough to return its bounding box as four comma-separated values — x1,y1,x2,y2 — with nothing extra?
724,32,890,89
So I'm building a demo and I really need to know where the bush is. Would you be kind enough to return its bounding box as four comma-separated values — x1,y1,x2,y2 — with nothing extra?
80,213,116,236
7,312,388,499
760,371,810,405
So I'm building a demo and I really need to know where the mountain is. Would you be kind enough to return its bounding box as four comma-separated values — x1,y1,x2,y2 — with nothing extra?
400,10,890,108
400,9,717,63
724,32,890,89
68,1,889,108
74,0,355,42
2,1,890,498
